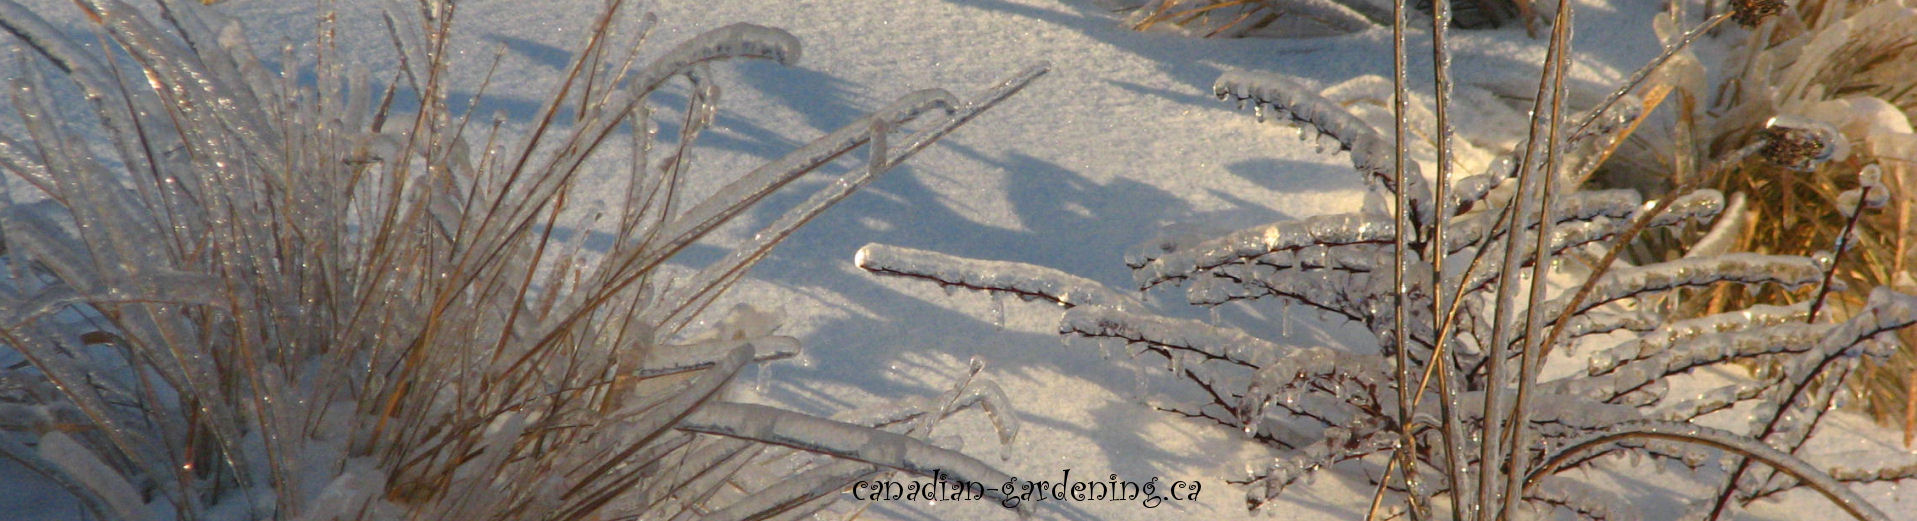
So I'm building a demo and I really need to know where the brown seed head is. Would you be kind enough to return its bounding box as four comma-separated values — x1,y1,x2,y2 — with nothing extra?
1758,114,1848,171
1759,126,1829,171
1731,0,1786,27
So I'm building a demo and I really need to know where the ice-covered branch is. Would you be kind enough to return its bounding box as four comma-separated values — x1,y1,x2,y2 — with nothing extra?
856,243,1136,309
1529,479,1638,521
1537,254,1822,324
1213,70,1431,207
635,337,801,377
1062,305,1305,368
1133,212,1395,289
1586,304,1809,376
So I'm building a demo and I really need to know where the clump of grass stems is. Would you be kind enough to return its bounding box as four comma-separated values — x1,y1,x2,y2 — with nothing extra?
0,1,1041,519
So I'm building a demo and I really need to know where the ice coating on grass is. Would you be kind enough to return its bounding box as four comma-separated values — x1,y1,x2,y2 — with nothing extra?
1570,318,1844,403
629,23,800,94
1276,0,1376,33
654,67,1048,335
857,243,1136,309
37,431,145,520
1244,422,1395,508
1061,305,1300,368
1556,310,1660,344
840,378,1021,447
680,402,1028,511
1531,478,1640,521
1515,394,1645,435
286,459,385,521
648,89,958,265
1831,462,1917,484
1213,70,1432,208
702,460,877,521
1686,192,1748,259
1133,212,1393,289
1539,254,1822,322
1658,380,1769,421
635,336,801,377
1587,304,1810,376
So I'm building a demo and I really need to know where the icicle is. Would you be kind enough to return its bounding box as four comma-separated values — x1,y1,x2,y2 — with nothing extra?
753,363,774,394
1130,345,1151,402
989,291,1005,329
1281,300,1292,337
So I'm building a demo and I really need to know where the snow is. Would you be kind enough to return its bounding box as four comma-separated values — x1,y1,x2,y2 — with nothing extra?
3,0,1916,520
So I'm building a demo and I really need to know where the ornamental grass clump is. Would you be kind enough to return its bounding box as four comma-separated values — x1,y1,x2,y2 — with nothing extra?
0,1,1040,519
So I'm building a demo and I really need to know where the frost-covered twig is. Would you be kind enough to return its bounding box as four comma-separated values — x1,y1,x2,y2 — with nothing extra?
856,243,1137,309
1214,70,1430,207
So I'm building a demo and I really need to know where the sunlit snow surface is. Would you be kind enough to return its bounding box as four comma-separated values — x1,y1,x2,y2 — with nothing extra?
2,0,1915,519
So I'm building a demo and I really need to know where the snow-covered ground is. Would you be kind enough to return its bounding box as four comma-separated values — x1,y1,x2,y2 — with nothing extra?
3,0,1916,520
